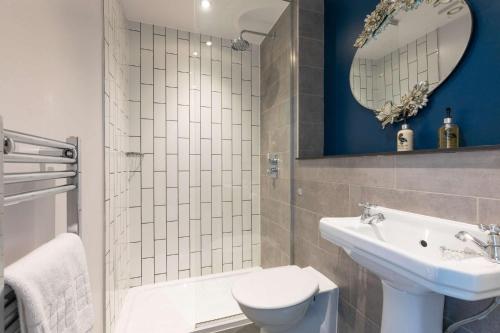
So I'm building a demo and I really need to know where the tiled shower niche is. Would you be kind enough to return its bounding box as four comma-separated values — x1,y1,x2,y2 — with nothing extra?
127,22,261,286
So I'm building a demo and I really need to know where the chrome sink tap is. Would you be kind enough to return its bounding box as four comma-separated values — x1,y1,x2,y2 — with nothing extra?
455,224,500,263
358,202,385,224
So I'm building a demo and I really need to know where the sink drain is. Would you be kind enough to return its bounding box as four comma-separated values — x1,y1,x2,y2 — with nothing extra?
420,240,428,247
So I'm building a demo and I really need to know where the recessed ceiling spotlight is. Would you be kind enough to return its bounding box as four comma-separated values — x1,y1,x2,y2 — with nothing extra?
206,40,212,46
193,51,198,56
201,0,211,10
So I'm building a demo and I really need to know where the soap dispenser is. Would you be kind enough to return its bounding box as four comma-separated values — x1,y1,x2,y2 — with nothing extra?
397,121,414,152
438,107,460,149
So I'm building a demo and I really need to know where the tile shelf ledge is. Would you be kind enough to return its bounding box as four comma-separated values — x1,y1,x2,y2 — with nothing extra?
296,144,500,160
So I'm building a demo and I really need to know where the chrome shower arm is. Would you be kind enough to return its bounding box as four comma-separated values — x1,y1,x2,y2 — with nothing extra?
240,29,275,39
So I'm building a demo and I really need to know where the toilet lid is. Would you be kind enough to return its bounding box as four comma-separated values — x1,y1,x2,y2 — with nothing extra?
232,266,319,310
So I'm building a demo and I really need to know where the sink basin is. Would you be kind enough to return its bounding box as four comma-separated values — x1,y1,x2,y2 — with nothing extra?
320,206,500,333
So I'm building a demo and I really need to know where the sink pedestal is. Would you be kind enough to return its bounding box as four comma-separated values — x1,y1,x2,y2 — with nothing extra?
381,281,444,333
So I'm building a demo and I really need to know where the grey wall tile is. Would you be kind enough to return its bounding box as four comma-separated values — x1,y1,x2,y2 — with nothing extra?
261,5,293,267
298,122,324,157
348,265,383,326
294,179,350,217
338,299,380,333
294,235,338,283
299,0,324,14
261,121,291,154
297,4,325,158
478,198,500,225
261,51,291,89
261,176,291,203
261,74,291,112
261,198,291,230
299,8,324,41
349,185,477,223
299,65,324,96
261,7,291,71
295,155,396,188
299,94,324,124
261,239,284,268
395,150,500,199
262,217,290,255
299,37,324,69
294,206,321,245
324,156,395,188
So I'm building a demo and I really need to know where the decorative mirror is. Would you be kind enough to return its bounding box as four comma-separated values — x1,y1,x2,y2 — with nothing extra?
349,0,472,128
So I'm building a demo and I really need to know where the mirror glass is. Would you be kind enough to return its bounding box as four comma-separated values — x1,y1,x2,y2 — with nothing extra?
350,0,472,112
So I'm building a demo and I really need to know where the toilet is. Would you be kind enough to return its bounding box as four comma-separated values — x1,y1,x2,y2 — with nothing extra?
232,266,338,333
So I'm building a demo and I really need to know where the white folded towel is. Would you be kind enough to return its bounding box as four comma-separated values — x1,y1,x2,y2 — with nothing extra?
5,233,94,333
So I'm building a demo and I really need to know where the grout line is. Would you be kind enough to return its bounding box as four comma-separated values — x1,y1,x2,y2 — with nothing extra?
176,28,180,280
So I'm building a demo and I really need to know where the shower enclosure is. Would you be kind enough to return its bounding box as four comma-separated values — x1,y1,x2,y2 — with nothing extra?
104,0,296,330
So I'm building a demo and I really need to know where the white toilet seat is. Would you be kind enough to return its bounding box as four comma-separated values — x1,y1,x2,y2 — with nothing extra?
232,265,319,310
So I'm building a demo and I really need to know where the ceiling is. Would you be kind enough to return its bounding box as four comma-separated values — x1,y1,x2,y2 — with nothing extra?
121,0,289,44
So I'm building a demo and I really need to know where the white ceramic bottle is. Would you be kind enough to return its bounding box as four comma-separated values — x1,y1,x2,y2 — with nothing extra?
397,123,414,152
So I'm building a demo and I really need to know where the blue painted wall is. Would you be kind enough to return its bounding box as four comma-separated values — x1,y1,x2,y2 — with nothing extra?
324,0,500,155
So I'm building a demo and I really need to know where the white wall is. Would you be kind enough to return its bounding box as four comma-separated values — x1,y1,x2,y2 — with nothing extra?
0,1,105,332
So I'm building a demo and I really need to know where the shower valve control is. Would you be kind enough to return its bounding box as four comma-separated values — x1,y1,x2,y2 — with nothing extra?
267,153,279,178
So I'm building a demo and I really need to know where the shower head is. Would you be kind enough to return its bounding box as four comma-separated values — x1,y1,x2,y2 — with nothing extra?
231,37,251,51
231,29,275,51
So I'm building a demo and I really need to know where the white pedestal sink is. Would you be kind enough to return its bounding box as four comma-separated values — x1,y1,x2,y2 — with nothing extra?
320,206,500,333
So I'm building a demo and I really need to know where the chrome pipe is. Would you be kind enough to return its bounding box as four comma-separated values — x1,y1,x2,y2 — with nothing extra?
445,297,500,333
240,29,275,39
15,146,70,157
4,153,76,164
4,130,75,150
5,184,76,206
4,171,76,184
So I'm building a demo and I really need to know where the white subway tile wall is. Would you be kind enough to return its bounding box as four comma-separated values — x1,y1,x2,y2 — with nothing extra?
104,0,129,332
128,22,261,285
351,29,440,110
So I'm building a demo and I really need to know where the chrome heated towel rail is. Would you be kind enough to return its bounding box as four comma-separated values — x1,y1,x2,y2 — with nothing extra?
1,116,82,332
1,120,81,233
